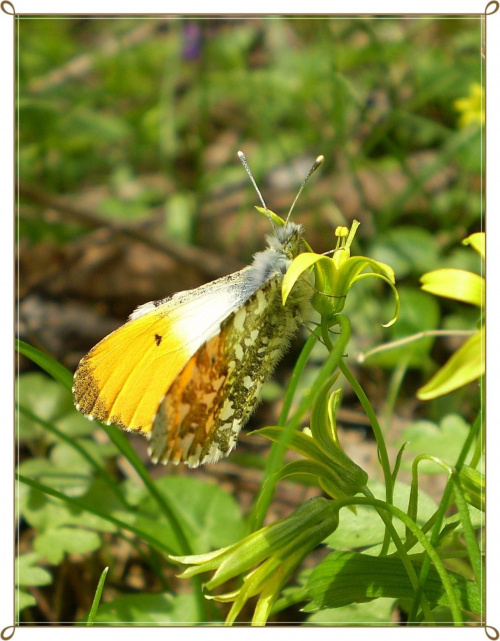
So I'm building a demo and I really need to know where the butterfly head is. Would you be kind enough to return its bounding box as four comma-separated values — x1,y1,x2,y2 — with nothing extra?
269,222,304,253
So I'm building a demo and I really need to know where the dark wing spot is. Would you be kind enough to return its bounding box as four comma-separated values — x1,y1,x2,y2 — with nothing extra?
154,334,163,346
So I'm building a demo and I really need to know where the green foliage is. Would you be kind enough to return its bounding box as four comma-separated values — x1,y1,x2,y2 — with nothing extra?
402,415,471,474
90,592,201,626
17,14,483,628
304,551,480,614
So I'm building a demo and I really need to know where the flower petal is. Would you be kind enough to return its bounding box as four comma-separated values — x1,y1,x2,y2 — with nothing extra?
417,328,484,400
420,269,484,307
463,232,485,259
282,253,332,304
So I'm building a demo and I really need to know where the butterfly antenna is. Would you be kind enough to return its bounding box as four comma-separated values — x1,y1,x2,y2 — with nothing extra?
285,154,325,224
237,150,273,225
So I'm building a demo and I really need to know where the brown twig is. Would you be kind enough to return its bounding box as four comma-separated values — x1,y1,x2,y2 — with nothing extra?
19,181,243,279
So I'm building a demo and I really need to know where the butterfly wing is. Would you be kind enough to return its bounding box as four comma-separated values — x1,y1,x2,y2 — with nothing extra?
149,273,310,467
73,268,259,434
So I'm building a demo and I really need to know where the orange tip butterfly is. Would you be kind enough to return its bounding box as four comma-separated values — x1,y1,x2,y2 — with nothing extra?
73,152,324,467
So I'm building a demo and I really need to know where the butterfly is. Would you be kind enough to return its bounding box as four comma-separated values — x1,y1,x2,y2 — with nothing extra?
73,153,324,467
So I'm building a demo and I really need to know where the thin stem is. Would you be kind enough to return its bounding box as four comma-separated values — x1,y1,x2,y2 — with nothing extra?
383,354,410,432
451,471,484,604
248,316,351,532
361,486,435,622
357,329,476,364
278,329,322,426
334,496,463,624
338,359,394,554
406,407,483,621
19,405,130,510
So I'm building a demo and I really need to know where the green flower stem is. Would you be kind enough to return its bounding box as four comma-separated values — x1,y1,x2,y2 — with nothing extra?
392,442,408,483
470,376,485,468
87,566,109,626
409,455,452,539
278,328,322,426
361,486,435,623
338,358,394,554
334,496,463,624
19,405,131,510
406,405,483,622
450,471,484,604
384,354,410,432
357,329,477,363
248,317,350,532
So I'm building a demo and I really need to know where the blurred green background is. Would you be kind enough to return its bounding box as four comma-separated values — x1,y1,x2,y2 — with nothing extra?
17,15,483,361
16,15,484,625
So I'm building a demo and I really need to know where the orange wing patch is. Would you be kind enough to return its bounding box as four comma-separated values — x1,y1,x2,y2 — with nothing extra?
73,307,191,433
148,276,307,467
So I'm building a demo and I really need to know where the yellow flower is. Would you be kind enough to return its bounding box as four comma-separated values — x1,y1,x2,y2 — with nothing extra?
171,497,339,626
282,221,399,327
454,83,485,129
417,232,484,400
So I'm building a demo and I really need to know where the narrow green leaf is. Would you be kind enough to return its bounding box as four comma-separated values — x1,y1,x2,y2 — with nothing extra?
254,206,285,226
87,567,109,626
16,339,73,390
252,426,333,468
460,465,485,512
17,473,175,555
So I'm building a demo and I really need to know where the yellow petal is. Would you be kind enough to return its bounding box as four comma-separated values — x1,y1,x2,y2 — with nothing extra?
417,328,484,400
420,269,484,307
282,253,332,304
463,232,485,259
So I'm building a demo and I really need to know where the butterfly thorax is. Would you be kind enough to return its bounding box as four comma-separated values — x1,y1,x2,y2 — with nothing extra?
246,222,305,288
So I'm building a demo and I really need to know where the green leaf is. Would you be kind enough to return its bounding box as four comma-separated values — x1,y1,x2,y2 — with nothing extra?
305,551,481,614
16,553,52,587
34,527,101,565
18,455,93,498
16,373,75,440
253,425,335,468
19,482,117,534
140,477,245,553
306,597,396,624
402,414,471,474
16,589,36,614
420,269,484,307
417,328,484,400
87,567,109,626
369,227,440,279
325,481,437,550
90,592,202,625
